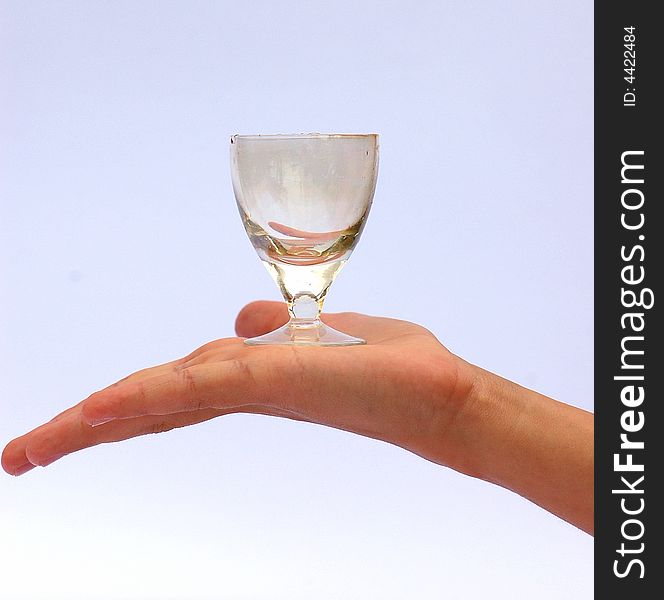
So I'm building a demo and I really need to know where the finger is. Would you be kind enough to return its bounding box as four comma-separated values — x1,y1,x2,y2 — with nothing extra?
38,362,182,428
24,408,222,467
6,336,283,471
1,436,35,476
2,404,88,475
235,300,289,337
80,360,275,423
1,359,187,476
47,360,186,426
5,403,313,474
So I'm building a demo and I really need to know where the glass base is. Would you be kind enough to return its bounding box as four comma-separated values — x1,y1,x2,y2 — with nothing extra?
244,319,365,346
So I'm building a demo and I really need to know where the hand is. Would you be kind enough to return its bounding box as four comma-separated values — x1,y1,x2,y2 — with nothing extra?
1,301,471,476
1,300,593,534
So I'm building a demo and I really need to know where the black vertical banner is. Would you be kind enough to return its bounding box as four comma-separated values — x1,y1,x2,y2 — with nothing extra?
595,2,662,598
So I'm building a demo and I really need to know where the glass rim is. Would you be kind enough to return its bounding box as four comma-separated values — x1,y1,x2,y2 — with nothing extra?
231,132,379,142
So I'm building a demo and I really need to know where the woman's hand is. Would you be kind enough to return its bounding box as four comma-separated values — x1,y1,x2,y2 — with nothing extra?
1,301,472,475
1,300,594,534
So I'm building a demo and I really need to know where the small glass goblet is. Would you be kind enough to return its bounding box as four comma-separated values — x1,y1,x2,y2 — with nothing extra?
231,133,379,346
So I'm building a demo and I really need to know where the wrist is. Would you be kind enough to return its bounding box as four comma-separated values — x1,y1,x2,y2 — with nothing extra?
421,353,547,480
427,358,594,533
411,353,490,475
445,362,525,480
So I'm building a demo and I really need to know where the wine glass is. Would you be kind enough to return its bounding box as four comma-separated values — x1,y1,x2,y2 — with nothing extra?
230,133,379,346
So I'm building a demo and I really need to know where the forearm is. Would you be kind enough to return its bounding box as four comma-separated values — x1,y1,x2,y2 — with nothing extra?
438,360,594,534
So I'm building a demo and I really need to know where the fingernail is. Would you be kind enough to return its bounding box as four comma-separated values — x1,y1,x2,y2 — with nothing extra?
86,416,116,427
39,453,66,467
12,463,35,476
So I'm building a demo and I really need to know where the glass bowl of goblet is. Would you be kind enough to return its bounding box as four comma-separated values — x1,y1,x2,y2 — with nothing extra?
231,133,379,346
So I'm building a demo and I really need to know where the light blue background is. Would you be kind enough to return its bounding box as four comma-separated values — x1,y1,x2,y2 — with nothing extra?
0,1,593,598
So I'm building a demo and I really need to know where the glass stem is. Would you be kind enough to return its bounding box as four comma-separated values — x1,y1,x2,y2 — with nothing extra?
288,294,324,328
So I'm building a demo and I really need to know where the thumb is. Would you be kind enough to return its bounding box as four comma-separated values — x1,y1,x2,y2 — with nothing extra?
235,300,289,338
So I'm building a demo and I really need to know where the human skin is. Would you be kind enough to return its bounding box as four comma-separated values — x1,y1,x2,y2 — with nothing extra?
1,300,594,534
